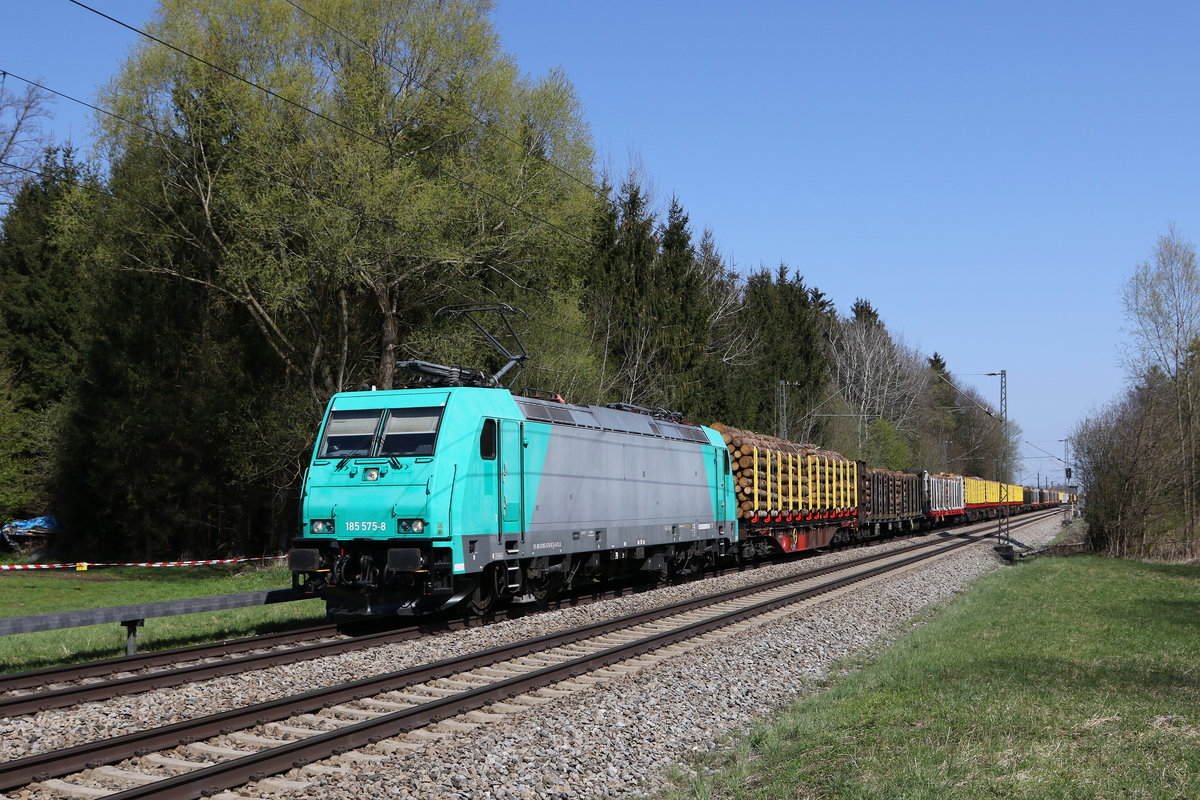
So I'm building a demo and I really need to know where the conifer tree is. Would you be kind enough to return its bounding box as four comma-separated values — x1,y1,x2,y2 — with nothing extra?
0,148,94,409
0,148,98,519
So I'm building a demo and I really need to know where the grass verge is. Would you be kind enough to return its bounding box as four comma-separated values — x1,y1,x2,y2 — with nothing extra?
0,562,325,674
664,556,1200,800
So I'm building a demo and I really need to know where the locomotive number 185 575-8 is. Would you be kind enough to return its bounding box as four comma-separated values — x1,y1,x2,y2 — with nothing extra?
345,521,388,532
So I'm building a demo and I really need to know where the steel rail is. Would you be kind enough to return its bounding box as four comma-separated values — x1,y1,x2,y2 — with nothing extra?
0,624,341,692
0,571,715,715
0,514,1051,795
0,619,457,717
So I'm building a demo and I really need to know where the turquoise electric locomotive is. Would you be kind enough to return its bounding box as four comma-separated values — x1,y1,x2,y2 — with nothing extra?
287,381,739,616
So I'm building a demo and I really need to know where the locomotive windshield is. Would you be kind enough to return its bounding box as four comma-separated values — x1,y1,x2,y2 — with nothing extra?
378,408,442,457
318,407,444,459
319,410,381,457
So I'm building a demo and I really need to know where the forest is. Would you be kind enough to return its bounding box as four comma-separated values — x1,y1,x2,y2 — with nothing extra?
0,0,1018,558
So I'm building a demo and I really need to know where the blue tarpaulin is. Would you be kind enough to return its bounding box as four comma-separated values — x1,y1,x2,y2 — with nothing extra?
1,516,59,551
2,516,60,532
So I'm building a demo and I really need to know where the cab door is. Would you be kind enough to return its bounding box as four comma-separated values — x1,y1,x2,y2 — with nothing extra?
500,419,524,539
479,419,500,539
716,448,730,529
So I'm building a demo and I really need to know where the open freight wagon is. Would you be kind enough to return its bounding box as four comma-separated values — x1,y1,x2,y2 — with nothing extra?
712,424,927,555
712,423,857,555
863,468,923,533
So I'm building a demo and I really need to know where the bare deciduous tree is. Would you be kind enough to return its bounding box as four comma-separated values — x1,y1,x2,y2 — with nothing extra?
696,231,754,367
827,313,925,450
1122,223,1200,537
0,79,53,206
1072,383,1186,559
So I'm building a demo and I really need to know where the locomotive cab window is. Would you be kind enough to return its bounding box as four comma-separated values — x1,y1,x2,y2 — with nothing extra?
479,419,497,460
318,409,382,458
318,407,444,459
377,407,443,457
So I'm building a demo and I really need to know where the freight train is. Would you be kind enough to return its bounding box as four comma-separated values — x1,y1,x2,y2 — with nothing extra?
287,364,1073,618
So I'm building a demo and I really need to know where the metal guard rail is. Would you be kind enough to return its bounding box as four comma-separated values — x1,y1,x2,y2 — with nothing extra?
0,588,312,654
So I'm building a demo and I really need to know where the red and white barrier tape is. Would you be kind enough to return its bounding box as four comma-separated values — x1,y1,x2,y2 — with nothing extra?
0,555,286,571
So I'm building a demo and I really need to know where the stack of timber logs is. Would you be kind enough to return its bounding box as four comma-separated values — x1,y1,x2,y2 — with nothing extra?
710,422,855,521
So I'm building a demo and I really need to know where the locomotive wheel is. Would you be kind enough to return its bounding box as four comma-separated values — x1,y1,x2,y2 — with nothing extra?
527,558,563,604
467,583,494,616
529,576,559,604
467,565,503,616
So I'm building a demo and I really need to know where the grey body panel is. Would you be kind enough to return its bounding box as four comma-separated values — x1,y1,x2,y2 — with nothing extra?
533,425,712,528
454,404,732,574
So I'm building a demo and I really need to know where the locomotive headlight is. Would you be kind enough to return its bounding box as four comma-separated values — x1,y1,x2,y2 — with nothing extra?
397,519,425,534
364,468,380,481
310,519,334,534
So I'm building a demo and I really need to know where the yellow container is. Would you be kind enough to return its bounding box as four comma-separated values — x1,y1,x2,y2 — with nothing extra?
965,477,1001,505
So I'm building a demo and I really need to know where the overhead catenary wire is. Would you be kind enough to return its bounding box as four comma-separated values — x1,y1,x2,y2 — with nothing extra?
0,157,160,216
522,316,599,343
1,68,150,140
0,153,482,288
64,0,594,248
791,388,846,430
935,371,1000,418
1023,440,1067,466
0,155,323,309
0,71,596,357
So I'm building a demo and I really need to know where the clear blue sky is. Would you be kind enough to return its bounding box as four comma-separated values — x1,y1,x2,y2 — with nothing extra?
6,0,1198,484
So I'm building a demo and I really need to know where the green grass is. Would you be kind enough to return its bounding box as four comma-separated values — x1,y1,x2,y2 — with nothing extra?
0,561,326,674
664,556,1200,800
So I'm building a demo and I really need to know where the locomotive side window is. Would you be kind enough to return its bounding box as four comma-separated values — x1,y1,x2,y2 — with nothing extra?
318,409,382,458
378,407,444,457
723,450,731,475
480,419,497,460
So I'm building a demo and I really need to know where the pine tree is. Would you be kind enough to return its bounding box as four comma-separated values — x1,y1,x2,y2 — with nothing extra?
724,266,834,438
0,148,94,408
0,148,98,519
585,179,661,404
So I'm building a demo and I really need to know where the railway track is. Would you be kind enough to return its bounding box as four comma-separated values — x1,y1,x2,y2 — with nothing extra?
0,510,1040,718
0,568,716,716
0,620,446,718
0,511,1053,800
0,623,340,692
